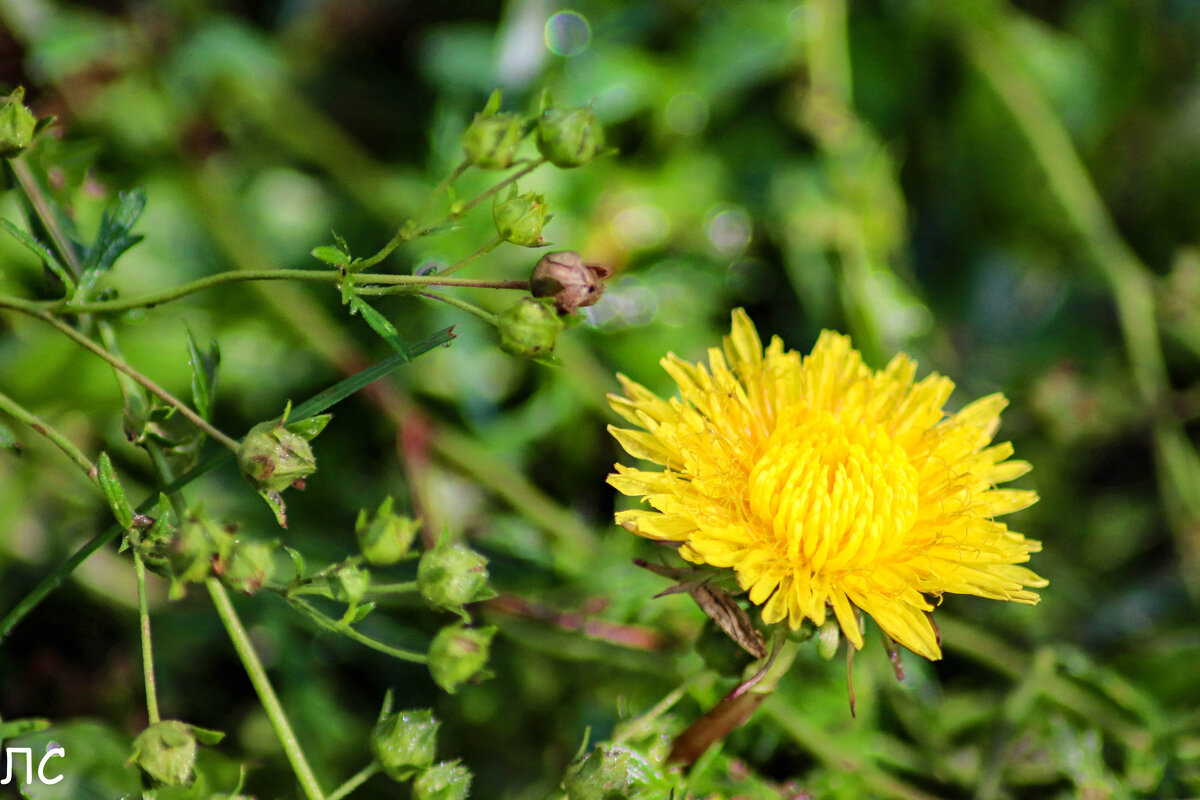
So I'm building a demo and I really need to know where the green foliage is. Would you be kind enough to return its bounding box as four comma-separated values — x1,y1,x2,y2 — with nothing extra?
1,1,1199,799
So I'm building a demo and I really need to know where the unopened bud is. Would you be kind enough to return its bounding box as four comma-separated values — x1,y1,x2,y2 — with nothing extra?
130,720,198,787
493,189,549,247
417,542,489,612
497,297,564,358
428,623,496,694
371,708,439,781
237,422,317,494
167,517,231,593
356,496,420,566
414,761,473,800
816,618,840,660
0,87,37,159
530,251,610,313
218,540,275,595
330,563,370,606
563,745,655,800
461,90,524,170
537,104,604,168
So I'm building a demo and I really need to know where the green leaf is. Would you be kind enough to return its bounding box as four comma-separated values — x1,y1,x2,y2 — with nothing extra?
258,489,289,528
285,413,331,441
348,296,412,356
97,452,134,528
0,218,74,289
13,721,140,798
344,601,376,625
0,715,50,743
83,187,146,274
186,725,225,746
311,245,350,266
0,418,20,453
184,327,220,422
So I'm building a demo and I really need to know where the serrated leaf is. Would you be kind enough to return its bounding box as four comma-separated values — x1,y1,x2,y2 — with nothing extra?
348,296,411,356
185,327,220,422
0,419,21,453
690,584,767,659
311,245,350,266
0,218,74,289
97,452,134,529
83,188,146,274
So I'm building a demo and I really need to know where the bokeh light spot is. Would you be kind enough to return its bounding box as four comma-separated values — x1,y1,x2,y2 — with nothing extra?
705,204,753,255
545,11,591,56
665,91,709,136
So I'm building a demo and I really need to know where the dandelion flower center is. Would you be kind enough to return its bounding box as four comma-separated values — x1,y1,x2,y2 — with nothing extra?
607,309,1047,660
748,412,918,576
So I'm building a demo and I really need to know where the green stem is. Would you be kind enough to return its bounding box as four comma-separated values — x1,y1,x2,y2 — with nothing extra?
208,578,326,800
436,235,504,278
326,762,382,800
133,552,161,725
446,158,546,223
9,156,84,280
286,596,428,663
0,271,529,317
356,161,471,270
4,306,241,451
365,581,419,596
416,289,499,326
0,389,100,484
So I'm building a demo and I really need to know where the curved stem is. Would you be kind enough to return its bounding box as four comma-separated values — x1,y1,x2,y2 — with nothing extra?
0,389,100,483
286,596,428,663
416,289,498,326
445,158,546,223
0,270,530,317
436,235,504,278
356,160,471,270
209,578,326,800
6,306,240,451
327,762,382,800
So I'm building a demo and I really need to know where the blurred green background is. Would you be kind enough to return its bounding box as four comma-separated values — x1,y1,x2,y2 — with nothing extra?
2,0,1200,797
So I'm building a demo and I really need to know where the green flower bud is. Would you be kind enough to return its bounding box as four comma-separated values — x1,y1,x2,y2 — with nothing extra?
816,617,840,660
218,540,275,595
371,708,439,782
428,623,496,694
166,517,231,594
356,496,420,566
237,421,317,494
461,91,524,170
497,297,565,359
530,251,610,313
414,761,472,800
130,720,198,787
493,189,549,246
0,87,37,159
418,542,489,612
563,745,657,800
330,563,370,606
695,619,755,677
537,104,604,168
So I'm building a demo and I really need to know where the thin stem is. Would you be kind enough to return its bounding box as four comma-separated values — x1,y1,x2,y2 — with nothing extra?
444,158,546,224
356,161,471,270
8,306,241,451
0,270,530,317
9,156,84,279
327,762,382,800
365,581,419,596
208,578,326,800
416,289,498,326
133,552,161,725
0,389,100,483
286,596,428,663
436,235,503,278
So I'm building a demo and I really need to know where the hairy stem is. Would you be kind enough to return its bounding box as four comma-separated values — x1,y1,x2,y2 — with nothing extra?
327,762,382,800
133,552,161,725
416,289,499,326
0,389,99,483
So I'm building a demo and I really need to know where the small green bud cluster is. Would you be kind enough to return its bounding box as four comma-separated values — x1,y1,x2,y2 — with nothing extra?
428,622,496,694
493,186,550,247
0,87,37,159
562,744,663,800
356,496,421,565
497,296,564,359
461,89,525,170
537,91,605,168
417,541,491,614
236,410,330,527
371,695,473,797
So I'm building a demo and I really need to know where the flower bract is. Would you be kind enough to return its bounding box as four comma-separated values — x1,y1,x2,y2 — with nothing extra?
607,310,1046,660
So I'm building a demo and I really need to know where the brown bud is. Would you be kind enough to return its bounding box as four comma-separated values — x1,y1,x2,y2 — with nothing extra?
529,251,610,313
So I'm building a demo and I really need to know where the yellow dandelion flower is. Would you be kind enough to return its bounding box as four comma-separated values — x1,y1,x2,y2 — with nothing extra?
607,310,1046,660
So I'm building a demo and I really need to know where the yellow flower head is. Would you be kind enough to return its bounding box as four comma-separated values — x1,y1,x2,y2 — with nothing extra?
607,310,1046,660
